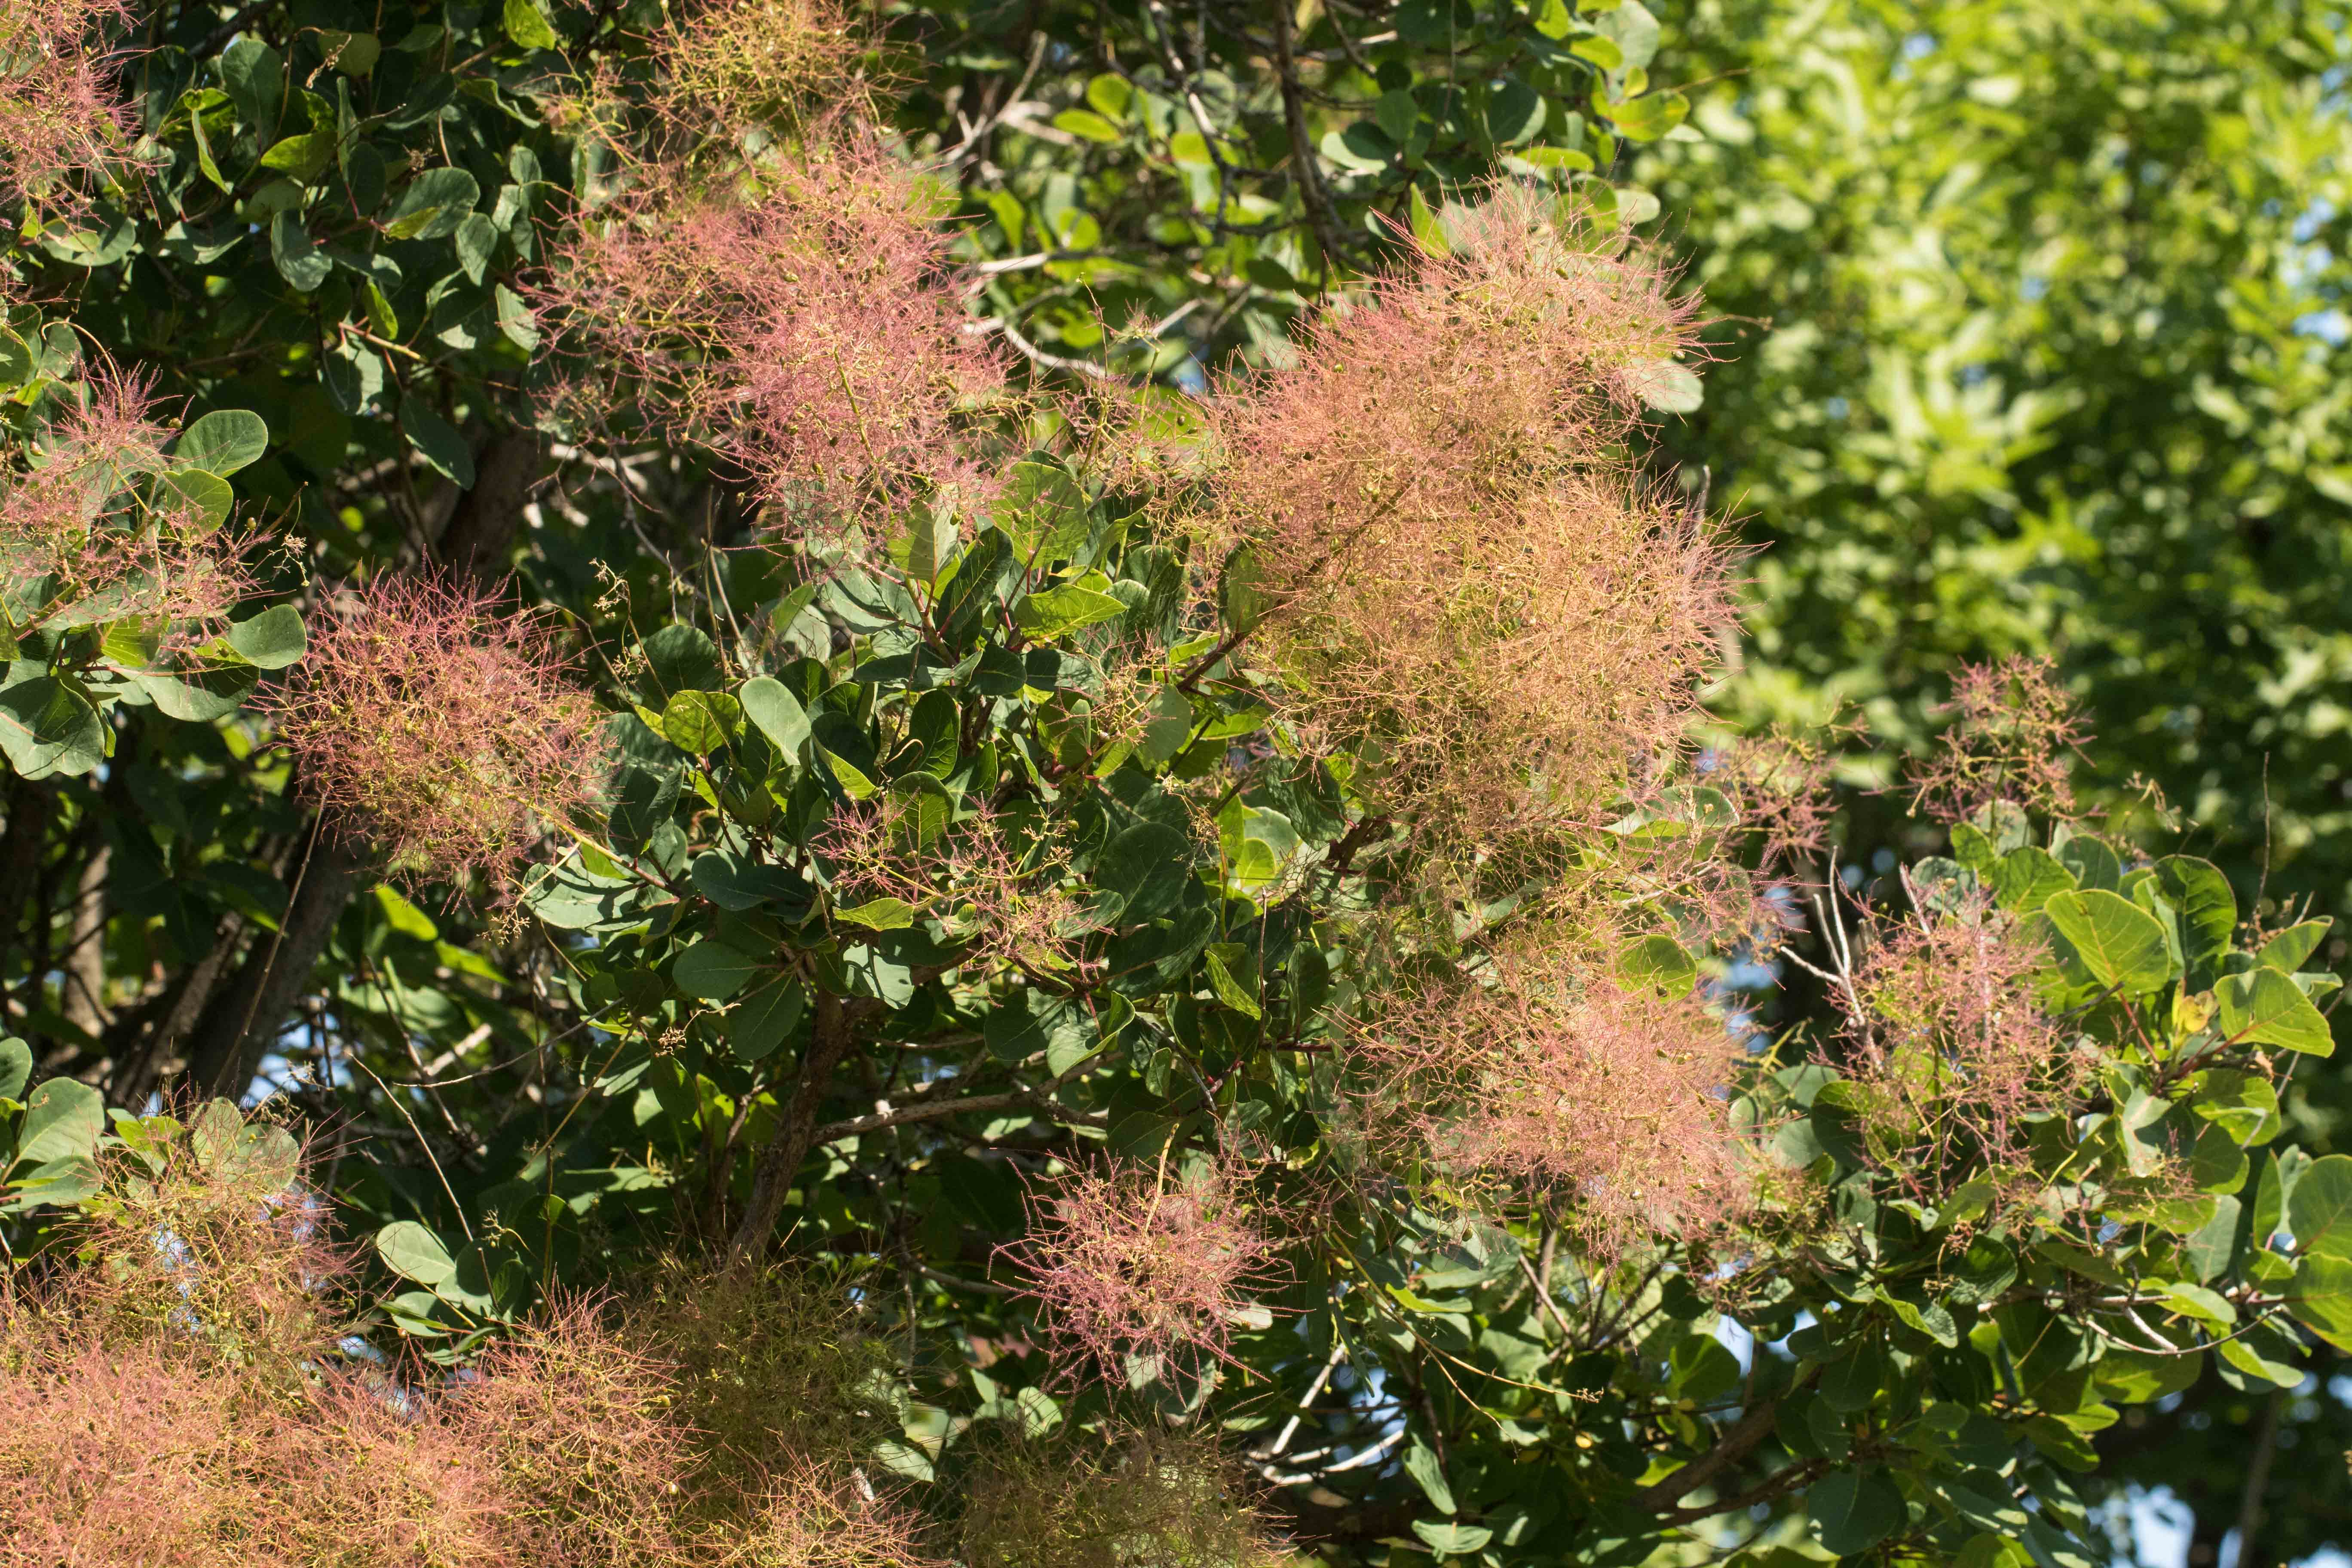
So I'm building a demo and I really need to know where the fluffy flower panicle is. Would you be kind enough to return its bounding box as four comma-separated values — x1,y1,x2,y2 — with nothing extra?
67,1109,350,1379
818,798,1087,972
1214,187,1703,548
1007,1160,1280,1378
457,1299,696,1566
0,0,132,206
541,136,1006,540
1210,185,1730,845
0,1341,251,1568
1713,728,1847,885
1907,655,2087,824
653,0,876,142
959,1431,1289,1568
267,577,609,888
1368,972,1755,1259
2,1113,934,1567
724,1463,944,1568
1839,902,2088,1179
1,373,260,637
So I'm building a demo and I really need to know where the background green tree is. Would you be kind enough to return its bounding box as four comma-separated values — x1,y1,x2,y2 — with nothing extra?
1634,5,2352,1559
1646,0,2352,916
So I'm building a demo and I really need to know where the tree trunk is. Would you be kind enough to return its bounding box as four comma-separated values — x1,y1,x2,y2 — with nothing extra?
0,775,56,1025
106,915,241,1109
437,432,543,582
2233,1388,2284,1568
58,839,110,1041
728,989,857,1268
184,830,368,1098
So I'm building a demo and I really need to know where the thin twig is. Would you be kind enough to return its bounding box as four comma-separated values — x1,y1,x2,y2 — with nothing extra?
348,1056,476,1242
1254,1322,1351,1460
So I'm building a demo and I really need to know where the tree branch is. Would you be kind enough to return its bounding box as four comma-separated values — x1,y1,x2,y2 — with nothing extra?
435,432,544,582
2235,1387,2284,1568
1654,1457,1833,1529
807,1045,1113,1144
728,989,863,1268
1270,0,1352,277
1630,1364,1818,1515
184,830,367,1096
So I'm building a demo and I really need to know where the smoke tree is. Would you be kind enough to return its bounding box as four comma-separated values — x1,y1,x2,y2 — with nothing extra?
0,0,2343,1564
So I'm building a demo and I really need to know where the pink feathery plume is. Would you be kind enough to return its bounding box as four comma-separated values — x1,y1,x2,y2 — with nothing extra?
1007,1158,1280,1378
540,133,1006,543
265,577,609,888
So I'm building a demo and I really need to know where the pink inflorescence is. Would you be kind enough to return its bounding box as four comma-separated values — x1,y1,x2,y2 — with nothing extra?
542,136,1006,539
1209,184,1729,845
0,372,258,637
1907,655,2088,824
818,798,1086,972
1,1112,943,1568
1215,187,1705,538
1009,1160,1278,1378
649,0,873,140
1380,973,1755,1258
267,577,609,888
1841,904,2079,1170
455,1298,697,1567
0,1342,247,1568
0,0,132,206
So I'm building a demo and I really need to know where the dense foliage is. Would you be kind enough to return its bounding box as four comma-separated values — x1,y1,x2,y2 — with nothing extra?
3,0,2349,1564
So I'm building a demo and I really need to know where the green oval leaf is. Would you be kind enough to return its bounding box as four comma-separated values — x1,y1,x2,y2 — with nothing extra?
2219,965,2334,1055
2044,888,2174,995
400,398,475,486
1409,1521,1492,1554
839,897,917,931
224,604,308,670
259,128,334,182
0,669,106,779
2258,919,2331,974
1014,577,1128,640
2290,1251,2352,1350
660,689,741,755
2289,1154,2352,1259
1204,943,1263,1020
11,1077,104,1169
1632,359,1703,413
376,1220,457,1286
172,410,270,476
1811,1468,1904,1556
4,1154,98,1209
728,978,805,1062
385,167,481,242
1050,108,1122,143
1618,933,1697,995
674,937,762,1001
2153,855,2236,983
1090,821,1192,925
270,211,332,292
153,468,234,532
1988,845,2075,915
739,676,810,757
503,0,559,49
819,745,879,800
1402,1436,1456,1514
